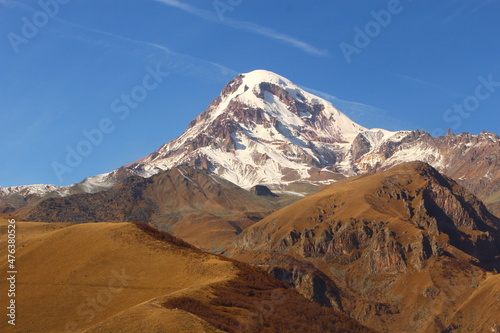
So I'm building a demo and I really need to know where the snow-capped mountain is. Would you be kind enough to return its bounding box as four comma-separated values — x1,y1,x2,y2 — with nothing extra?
125,69,499,214
0,166,153,212
0,184,63,197
2,70,499,215
127,70,411,187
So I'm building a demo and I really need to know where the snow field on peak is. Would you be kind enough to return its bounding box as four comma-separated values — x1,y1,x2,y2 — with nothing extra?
197,131,314,188
240,70,295,89
0,184,62,196
210,69,367,144
383,145,445,170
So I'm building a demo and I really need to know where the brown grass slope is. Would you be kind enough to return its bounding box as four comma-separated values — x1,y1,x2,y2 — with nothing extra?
444,272,500,332
0,215,371,333
236,161,500,332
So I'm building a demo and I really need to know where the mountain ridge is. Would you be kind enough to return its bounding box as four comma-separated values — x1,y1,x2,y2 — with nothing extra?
232,161,500,332
13,166,298,252
2,69,500,216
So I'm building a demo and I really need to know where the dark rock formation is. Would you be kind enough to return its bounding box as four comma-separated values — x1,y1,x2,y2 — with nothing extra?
250,185,278,197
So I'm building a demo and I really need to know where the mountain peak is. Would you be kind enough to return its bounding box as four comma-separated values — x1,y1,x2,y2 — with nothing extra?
239,69,295,89
128,70,376,187
131,70,500,191
5,70,498,216
217,69,346,123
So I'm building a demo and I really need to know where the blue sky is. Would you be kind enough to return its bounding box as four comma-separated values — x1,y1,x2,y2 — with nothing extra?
1,0,499,187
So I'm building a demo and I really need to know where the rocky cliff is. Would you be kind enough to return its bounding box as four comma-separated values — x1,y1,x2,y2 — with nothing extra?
236,161,500,332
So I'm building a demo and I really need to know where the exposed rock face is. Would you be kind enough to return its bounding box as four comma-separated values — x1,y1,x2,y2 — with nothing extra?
236,161,500,332
0,205,14,214
262,254,345,309
250,185,278,197
351,133,372,161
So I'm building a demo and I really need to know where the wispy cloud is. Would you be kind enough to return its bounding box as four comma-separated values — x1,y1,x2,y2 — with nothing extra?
440,4,468,26
46,16,239,81
387,71,462,98
0,0,33,10
301,86,416,131
1,0,238,81
360,62,462,98
440,1,495,27
471,0,496,14
146,41,238,78
153,0,328,57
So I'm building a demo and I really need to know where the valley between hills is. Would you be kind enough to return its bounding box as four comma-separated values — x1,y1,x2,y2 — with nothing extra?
1,70,500,332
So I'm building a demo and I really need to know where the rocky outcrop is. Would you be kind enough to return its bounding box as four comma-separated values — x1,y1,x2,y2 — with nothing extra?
250,185,278,197
237,162,500,332
351,133,371,161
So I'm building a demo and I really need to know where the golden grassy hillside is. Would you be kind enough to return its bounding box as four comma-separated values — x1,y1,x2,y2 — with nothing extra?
0,215,371,333
0,216,235,332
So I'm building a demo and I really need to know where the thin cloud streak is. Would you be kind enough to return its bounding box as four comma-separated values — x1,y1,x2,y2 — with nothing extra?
301,85,386,113
153,0,328,57
360,62,462,98
48,17,238,80
0,0,36,11
471,0,496,14
388,71,462,98
147,42,238,77
440,4,468,26
301,85,415,131
1,0,238,79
